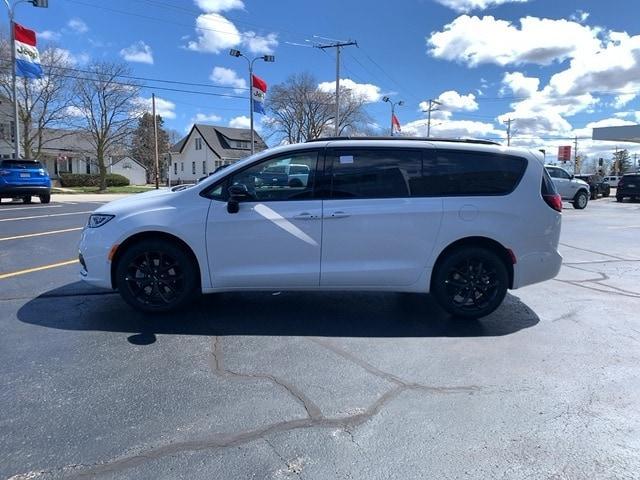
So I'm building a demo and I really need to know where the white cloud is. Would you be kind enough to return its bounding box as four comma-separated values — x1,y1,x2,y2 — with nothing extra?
229,115,250,129
52,48,89,66
317,78,382,103
612,93,637,109
400,118,502,139
187,13,242,53
242,31,278,55
195,0,244,12
419,90,479,113
192,112,222,124
500,72,540,98
433,0,528,13
38,30,60,41
187,0,278,57
428,15,602,67
67,18,88,34
63,105,86,117
209,66,247,92
120,41,154,65
132,96,176,119
570,10,590,23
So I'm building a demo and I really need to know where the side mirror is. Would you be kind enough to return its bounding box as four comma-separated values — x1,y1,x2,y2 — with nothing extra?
570,174,574,180
227,184,251,213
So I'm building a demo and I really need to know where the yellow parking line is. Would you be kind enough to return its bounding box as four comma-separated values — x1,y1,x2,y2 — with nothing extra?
0,259,78,280
0,211,93,222
0,227,83,242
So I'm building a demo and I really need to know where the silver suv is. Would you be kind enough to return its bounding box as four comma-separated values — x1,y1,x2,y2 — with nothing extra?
545,165,590,209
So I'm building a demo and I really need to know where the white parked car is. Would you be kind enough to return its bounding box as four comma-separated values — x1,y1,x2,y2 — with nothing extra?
603,175,621,188
79,138,563,319
545,165,591,209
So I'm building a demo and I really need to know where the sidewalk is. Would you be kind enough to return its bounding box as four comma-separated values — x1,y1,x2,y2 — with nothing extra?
51,193,133,203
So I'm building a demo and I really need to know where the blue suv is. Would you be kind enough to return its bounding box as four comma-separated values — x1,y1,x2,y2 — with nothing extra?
0,159,52,204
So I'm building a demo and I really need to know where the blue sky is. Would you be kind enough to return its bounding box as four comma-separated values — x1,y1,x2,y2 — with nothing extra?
16,0,640,161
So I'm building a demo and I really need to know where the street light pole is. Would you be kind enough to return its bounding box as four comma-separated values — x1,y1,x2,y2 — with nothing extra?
383,97,404,136
3,0,48,159
229,49,275,155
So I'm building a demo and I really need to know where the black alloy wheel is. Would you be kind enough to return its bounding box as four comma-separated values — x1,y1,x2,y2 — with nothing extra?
115,240,198,313
432,247,508,319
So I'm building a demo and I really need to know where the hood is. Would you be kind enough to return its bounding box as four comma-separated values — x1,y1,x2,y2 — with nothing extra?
575,179,589,186
94,187,179,215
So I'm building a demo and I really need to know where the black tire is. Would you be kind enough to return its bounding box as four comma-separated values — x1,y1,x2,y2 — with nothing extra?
39,194,51,204
23,196,32,204
115,239,199,313
288,178,304,188
431,247,508,319
616,196,623,203
573,190,588,209
602,187,610,197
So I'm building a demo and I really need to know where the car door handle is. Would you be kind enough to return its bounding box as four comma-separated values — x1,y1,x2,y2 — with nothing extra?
293,212,319,220
327,211,350,219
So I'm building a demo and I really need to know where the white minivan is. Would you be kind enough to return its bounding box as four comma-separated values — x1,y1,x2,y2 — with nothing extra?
79,138,563,319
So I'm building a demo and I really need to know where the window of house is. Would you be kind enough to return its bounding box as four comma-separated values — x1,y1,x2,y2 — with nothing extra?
192,161,196,174
195,138,202,150
174,162,178,175
85,156,91,174
181,162,184,172
202,161,206,174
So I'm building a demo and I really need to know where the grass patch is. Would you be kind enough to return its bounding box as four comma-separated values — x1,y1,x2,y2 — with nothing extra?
52,185,158,194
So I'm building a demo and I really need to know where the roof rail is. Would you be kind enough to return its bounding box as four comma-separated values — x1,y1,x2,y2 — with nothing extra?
305,136,501,146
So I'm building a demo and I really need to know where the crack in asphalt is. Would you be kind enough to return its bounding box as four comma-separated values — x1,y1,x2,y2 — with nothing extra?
559,242,634,261
44,336,482,479
209,336,323,420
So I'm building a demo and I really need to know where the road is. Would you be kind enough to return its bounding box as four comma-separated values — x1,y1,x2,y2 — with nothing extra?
1,195,639,479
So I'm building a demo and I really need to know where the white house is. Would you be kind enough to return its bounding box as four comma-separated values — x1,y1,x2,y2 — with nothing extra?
168,124,267,184
110,156,148,185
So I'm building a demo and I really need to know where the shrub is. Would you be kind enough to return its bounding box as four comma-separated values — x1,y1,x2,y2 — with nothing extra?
59,173,130,187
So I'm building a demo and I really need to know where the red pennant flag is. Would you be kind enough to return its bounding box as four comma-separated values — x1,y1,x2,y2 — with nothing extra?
392,113,401,133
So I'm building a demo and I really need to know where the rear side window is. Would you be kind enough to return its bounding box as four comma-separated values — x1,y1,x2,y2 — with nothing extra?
1,160,44,169
328,149,422,199
541,167,557,195
419,150,526,196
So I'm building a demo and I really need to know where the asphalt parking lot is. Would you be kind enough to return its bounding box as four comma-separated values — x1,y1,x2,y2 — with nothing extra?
1,194,639,479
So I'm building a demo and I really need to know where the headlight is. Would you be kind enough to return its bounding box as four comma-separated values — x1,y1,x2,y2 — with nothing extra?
87,214,115,228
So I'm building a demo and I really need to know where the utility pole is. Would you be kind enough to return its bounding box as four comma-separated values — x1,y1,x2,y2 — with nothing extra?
573,136,578,174
505,118,512,146
316,40,357,136
152,93,159,189
3,0,49,159
422,99,441,138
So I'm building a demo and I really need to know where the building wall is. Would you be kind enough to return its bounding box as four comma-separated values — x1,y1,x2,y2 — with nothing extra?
169,132,248,183
110,157,147,185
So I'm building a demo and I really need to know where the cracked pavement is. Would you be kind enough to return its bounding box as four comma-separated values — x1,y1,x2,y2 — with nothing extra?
1,197,640,479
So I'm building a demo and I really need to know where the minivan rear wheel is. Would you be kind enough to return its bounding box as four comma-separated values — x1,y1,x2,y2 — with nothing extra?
432,247,508,319
115,239,198,313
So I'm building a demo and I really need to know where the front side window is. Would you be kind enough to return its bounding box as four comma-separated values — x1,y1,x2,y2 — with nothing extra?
328,149,422,199
221,151,318,201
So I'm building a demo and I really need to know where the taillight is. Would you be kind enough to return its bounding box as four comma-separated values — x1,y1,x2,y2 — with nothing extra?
543,193,562,212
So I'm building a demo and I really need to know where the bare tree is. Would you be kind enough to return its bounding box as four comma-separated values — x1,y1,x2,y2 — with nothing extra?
72,62,140,191
265,73,371,144
0,35,74,158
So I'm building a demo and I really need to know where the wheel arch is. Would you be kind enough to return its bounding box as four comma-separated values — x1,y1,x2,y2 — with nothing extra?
110,231,202,290
573,187,589,200
430,236,515,290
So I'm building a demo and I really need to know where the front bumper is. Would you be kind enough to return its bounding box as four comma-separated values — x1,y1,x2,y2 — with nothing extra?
78,227,115,290
0,184,51,197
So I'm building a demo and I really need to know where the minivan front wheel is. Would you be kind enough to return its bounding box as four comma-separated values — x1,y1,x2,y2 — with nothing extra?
115,239,198,313
432,247,508,319
573,190,588,209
